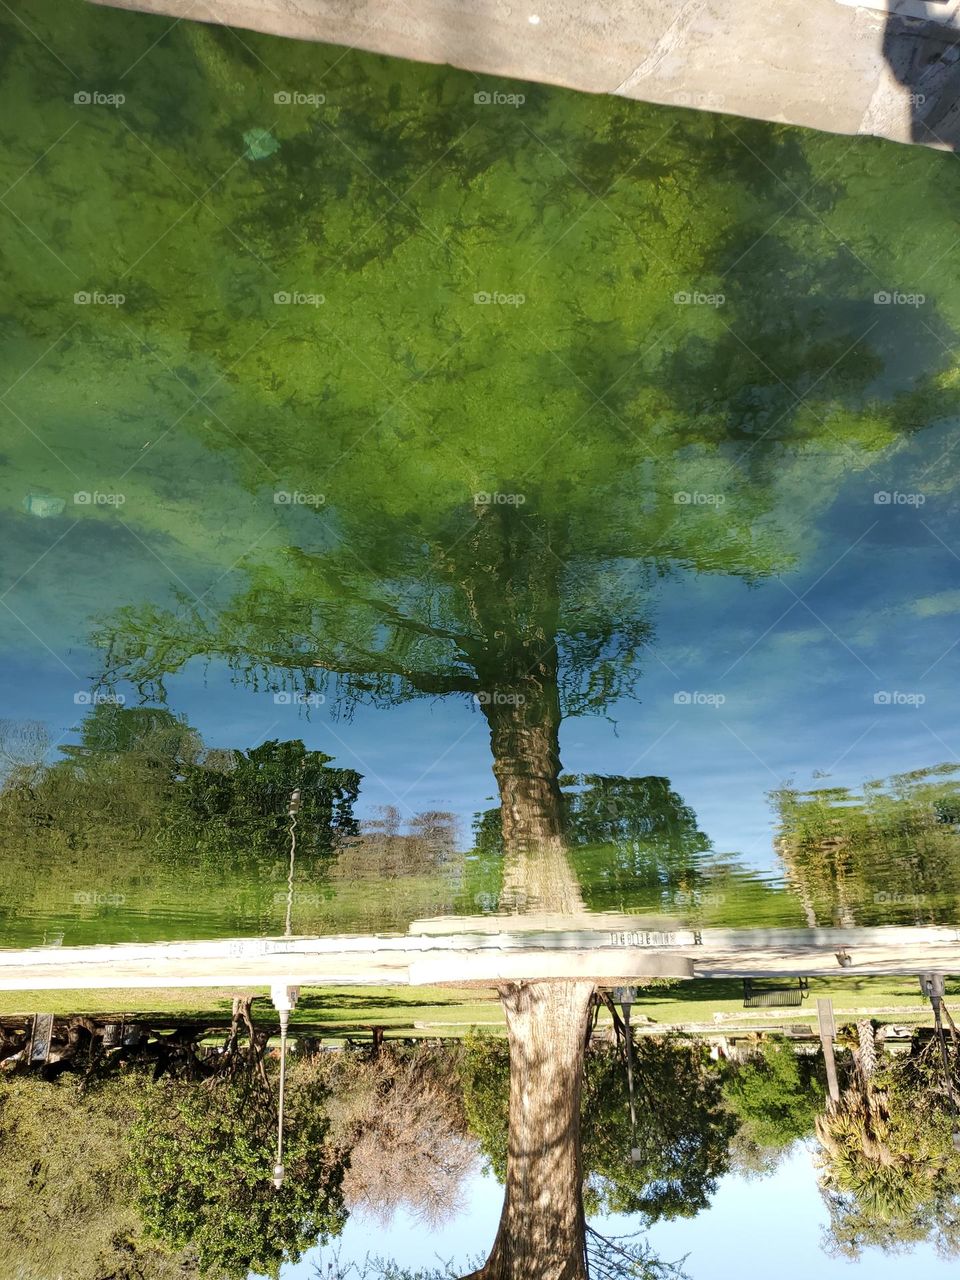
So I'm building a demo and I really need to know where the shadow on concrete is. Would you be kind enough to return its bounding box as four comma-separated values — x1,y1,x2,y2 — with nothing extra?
883,4,960,147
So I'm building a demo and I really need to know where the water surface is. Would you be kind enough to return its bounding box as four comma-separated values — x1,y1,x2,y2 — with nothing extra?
2,0,960,944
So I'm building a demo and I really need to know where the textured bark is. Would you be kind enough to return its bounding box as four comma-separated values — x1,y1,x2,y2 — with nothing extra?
462,981,595,1280
480,658,585,915
482,671,564,848
855,1019,878,1082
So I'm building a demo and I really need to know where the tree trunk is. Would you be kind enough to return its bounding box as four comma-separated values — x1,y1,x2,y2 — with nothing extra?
855,1019,878,1082
481,669,564,849
480,661,585,915
462,981,595,1280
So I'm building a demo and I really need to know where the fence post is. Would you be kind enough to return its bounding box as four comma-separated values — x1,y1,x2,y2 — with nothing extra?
817,996,840,1107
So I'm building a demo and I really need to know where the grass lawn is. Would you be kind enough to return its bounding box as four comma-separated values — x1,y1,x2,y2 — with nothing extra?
632,974,952,1027
0,973,950,1034
0,984,503,1035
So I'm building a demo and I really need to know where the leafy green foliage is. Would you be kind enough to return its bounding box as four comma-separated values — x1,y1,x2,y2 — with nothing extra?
0,1,956,728
131,1070,347,1278
580,1038,734,1219
2,704,359,865
0,1073,198,1280
0,7,938,721
166,735,360,860
0,705,360,943
816,1040,960,1257
461,1034,733,1221
721,1037,821,1154
460,1031,511,1179
772,764,960,925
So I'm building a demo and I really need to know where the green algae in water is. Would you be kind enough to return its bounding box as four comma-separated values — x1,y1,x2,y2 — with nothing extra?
5,0,960,948
242,127,279,160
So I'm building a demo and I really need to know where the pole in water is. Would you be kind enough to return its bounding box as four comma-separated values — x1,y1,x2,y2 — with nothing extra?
284,787,302,939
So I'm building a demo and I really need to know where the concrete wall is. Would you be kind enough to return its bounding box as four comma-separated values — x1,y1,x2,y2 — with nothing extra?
90,0,960,147
2,926,957,988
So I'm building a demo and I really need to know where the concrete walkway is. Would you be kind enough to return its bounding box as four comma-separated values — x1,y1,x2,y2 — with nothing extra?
0,924,957,990
93,0,960,148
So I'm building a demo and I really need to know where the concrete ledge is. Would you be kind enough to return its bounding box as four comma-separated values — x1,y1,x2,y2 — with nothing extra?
90,0,960,148
0,925,957,989
409,949,696,983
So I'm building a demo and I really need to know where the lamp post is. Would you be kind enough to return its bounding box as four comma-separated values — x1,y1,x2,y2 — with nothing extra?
270,982,300,1189
919,972,960,1151
613,986,642,1162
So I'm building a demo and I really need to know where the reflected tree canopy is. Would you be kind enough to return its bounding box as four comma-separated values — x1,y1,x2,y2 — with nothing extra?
773,765,960,926
0,706,363,941
2,3,960,1278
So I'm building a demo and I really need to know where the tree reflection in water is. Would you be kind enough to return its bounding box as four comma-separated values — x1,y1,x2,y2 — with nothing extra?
3,3,960,1277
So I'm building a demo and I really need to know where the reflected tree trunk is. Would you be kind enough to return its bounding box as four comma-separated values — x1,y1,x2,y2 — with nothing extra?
775,832,857,926
483,669,564,848
479,645,585,915
462,980,595,1280
470,626,595,1275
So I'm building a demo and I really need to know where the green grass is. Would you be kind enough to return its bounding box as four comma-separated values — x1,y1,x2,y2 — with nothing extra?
0,984,503,1036
0,974,949,1035
628,975,951,1027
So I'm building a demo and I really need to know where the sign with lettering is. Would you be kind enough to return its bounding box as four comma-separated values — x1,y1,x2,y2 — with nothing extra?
608,930,698,948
